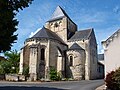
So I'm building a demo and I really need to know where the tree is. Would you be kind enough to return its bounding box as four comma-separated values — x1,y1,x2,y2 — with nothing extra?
0,0,33,53
0,50,20,74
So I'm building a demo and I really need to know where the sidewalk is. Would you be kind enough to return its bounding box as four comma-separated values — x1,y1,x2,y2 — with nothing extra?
96,84,106,90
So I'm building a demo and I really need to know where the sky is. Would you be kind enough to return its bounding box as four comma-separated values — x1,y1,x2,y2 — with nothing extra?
11,0,120,54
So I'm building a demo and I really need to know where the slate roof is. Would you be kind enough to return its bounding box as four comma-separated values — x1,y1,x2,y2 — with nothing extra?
98,54,104,61
68,29,92,41
68,43,84,50
30,26,65,44
48,6,73,23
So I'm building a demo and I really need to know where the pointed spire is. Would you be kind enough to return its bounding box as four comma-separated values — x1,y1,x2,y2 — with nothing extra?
48,6,69,22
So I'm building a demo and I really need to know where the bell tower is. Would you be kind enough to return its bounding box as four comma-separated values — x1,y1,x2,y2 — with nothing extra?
45,6,77,42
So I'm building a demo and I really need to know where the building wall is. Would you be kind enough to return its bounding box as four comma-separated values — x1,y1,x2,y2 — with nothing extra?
103,32,120,76
49,40,67,77
20,38,68,79
97,62,104,79
67,31,98,80
89,32,98,79
45,17,68,42
66,50,85,80
67,40,89,80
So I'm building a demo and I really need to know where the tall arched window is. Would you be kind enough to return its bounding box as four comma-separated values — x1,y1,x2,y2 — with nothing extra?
70,56,73,66
41,48,45,60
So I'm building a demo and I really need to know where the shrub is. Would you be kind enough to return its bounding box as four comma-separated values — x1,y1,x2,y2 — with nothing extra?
105,71,116,89
113,67,120,89
23,66,29,76
105,67,120,90
49,67,61,81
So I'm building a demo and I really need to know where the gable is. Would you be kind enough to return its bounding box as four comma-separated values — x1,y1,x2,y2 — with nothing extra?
68,43,84,50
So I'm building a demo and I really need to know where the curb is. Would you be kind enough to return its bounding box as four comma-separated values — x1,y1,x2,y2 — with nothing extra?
96,84,106,90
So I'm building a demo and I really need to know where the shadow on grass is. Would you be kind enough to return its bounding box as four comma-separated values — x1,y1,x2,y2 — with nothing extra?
0,86,65,90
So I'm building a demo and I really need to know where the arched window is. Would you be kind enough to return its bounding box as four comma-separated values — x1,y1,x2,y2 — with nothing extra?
41,48,45,60
70,56,73,66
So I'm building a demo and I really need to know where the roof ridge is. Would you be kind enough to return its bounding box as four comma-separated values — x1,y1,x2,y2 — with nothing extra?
105,29,120,42
87,28,93,38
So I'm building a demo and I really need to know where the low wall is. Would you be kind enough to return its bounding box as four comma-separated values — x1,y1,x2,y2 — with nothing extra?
5,74,26,81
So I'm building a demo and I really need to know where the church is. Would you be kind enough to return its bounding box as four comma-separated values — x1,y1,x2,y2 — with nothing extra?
19,6,98,81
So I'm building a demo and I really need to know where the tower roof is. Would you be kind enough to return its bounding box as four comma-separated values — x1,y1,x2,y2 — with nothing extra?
48,6,70,22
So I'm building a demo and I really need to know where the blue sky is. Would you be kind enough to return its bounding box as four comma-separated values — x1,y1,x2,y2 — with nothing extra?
12,0,120,53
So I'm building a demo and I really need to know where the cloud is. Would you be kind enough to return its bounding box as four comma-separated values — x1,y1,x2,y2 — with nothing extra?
74,8,107,24
113,6,120,14
80,12,106,23
29,27,41,38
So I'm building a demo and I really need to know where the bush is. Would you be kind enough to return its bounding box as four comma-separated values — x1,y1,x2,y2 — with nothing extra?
23,66,29,76
49,67,61,81
105,67,120,90
113,67,120,89
105,71,116,89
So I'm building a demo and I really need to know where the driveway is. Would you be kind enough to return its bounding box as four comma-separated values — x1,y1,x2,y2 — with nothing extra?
0,79,104,90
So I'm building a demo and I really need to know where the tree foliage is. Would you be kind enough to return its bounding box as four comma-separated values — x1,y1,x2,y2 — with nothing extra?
0,0,33,53
0,50,20,74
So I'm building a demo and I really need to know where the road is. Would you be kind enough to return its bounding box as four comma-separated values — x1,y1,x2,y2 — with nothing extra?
0,79,104,90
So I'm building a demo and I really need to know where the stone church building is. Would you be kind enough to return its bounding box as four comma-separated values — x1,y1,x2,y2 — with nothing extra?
19,6,98,81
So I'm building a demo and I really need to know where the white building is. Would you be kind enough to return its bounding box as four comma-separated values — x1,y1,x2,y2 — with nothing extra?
102,29,120,76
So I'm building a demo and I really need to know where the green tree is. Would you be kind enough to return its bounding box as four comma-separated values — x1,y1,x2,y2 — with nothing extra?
0,50,20,74
0,0,33,53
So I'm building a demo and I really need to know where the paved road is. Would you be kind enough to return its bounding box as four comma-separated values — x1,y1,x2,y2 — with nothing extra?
0,79,104,90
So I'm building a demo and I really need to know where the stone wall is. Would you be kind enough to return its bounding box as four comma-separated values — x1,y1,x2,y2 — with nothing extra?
49,40,67,77
23,45,30,67
66,50,85,80
45,17,68,42
89,32,98,80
